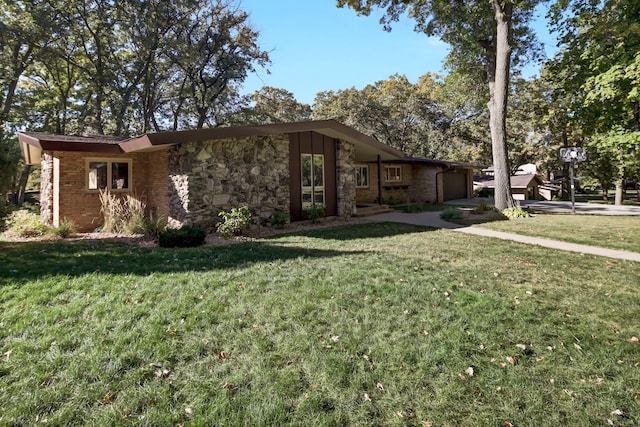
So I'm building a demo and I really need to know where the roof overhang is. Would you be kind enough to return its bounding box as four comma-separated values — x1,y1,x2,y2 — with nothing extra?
120,120,405,162
17,120,406,164
17,132,125,165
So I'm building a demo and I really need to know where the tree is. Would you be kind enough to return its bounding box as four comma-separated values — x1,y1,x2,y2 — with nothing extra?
548,0,640,204
234,86,311,125
313,73,460,159
337,0,543,209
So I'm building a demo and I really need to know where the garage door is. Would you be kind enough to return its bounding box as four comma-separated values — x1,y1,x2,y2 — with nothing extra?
443,172,468,201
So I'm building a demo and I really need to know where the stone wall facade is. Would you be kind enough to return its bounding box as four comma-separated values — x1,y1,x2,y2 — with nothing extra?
40,152,54,225
167,134,290,229
336,140,356,217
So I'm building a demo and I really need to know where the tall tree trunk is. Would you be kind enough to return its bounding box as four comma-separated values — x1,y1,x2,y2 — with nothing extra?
614,178,624,205
15,165,32,207
488,1,515,210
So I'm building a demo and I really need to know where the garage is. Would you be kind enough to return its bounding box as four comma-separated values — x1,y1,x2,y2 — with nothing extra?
443,171,468,201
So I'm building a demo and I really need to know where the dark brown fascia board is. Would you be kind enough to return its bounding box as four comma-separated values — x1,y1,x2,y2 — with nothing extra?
17,132,124,154
120,120,406,160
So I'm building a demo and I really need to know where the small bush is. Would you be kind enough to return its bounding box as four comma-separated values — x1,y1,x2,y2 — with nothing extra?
440,207,463,220
216,206,254,237
5,210,49,237
303,204,325,223
271,210,290,229
471,201,494,215
124,195,147,234
158,226,206,248
50,218,76,238
502,207,531,219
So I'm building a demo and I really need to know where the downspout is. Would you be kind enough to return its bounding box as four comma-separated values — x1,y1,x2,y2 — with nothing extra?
377,155,383,205
435,166,455,203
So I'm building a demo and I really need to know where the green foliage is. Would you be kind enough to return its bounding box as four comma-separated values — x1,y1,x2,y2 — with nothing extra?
440,207,463,220
216,205,254,237
270,210,290,229
471,201,495,214
158,226,206,248
50,218,76,238
4,209,48,237
502,207,531,219
302,204,325,223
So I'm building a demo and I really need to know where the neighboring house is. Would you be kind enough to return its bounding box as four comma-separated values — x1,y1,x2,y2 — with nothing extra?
18,120,474,232
478,174,544,201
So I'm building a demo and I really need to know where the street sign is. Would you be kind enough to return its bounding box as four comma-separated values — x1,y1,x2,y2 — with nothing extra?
559,147,587,214
560,147,587,162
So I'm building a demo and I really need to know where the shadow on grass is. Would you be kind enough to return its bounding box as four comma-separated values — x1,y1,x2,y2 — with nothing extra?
0,223,431,285
272,221,436,241
448,211,509,227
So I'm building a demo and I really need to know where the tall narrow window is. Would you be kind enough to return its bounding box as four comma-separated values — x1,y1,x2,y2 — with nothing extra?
301,153,324,206
355,165,369,188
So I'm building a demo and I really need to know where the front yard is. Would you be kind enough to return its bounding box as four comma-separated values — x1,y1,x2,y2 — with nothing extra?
1,222,639,426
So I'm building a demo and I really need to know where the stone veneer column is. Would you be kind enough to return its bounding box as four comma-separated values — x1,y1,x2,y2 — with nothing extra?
336,140,356,218
40,152,54,225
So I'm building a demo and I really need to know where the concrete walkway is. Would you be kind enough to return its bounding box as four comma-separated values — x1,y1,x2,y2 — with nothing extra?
367,210,640,262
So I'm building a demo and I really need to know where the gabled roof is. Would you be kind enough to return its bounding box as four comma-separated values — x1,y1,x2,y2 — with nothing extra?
17,120,405,165
479,174,543,189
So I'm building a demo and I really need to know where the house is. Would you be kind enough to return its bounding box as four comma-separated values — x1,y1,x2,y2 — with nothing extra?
478,174,544,201
355,157,475,206
18,120,473,232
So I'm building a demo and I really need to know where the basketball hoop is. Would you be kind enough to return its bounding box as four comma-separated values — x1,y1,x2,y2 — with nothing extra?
560,147,587,163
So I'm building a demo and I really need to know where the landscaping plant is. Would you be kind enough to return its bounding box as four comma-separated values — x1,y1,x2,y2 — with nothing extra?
216,205,254,237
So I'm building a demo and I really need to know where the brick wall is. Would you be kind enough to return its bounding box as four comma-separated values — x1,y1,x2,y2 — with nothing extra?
43,149,170,232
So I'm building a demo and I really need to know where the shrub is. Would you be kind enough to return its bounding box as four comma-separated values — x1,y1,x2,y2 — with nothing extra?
270,210,290,229
99,190,155,235
471,201,494,215
440,207,463,220
502,207,531,219
303,204,325,223
50,218,76,238
158,226,206,248
4,210,49,237
216,205,254,237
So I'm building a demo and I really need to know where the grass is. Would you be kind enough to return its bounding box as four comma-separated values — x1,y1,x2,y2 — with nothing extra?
574,190,639,205
1,223,639,426
394,203,450,213
473,214,640,253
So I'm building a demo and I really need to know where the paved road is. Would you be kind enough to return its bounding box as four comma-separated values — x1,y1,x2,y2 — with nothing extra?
446,198,640,216
367,210,640,262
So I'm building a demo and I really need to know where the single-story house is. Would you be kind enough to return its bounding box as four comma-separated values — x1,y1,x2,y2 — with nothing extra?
478,174,544,201
18,120,474,232
355,157,475,206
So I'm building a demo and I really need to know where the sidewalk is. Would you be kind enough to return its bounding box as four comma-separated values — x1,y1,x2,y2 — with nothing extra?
367,211,640,262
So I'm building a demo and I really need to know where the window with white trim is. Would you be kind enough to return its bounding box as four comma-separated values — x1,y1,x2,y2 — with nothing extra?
301,153,324,206
355,165,369,188
384,165,402,182
87,159,132,191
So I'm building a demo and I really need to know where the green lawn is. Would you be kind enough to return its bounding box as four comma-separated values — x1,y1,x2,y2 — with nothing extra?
1,223,639,426
473,214,640,253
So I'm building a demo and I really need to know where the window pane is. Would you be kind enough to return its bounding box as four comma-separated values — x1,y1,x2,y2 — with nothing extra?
302,190,312,204
301,154,312,187
112,162,129,189
88,162,107,190
356,166,368,187
313,155,324,187
314,190,324,205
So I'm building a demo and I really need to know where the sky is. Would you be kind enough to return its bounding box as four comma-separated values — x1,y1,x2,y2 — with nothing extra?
237,0,559,105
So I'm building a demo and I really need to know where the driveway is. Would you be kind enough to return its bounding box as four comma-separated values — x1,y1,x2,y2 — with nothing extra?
445,198,640,216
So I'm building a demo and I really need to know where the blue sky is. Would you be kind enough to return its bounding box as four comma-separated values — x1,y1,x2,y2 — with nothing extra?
238,1,557,105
